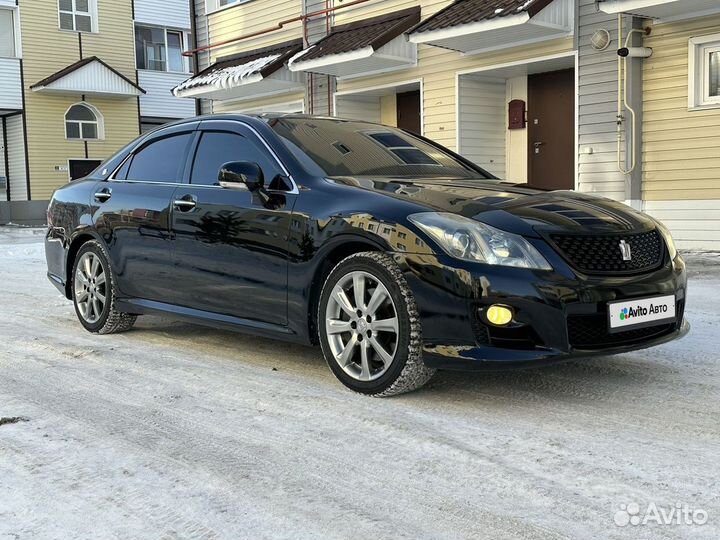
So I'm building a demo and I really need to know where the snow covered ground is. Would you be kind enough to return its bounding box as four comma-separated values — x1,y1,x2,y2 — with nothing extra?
0,226,718,540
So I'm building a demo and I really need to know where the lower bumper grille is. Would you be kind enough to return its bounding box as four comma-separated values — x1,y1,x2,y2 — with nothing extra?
568,312,678,350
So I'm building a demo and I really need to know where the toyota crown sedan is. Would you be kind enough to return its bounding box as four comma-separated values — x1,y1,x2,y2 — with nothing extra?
45,114,689,396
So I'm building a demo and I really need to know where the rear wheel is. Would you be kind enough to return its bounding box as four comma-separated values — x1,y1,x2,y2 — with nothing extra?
72,241,137,334
318,252,435,396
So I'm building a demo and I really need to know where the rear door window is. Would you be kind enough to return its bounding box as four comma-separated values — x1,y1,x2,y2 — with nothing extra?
126,133,193,183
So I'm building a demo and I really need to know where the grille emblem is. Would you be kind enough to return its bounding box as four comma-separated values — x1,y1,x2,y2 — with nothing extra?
619,240,632,261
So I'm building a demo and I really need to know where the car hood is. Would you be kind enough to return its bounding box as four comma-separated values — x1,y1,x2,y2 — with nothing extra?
332,176,656,238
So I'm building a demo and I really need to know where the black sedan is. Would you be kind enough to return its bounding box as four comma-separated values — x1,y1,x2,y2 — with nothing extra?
45,114,689,396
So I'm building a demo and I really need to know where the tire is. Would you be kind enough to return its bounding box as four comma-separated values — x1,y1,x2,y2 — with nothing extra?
318,252,435,397
71,240,137,334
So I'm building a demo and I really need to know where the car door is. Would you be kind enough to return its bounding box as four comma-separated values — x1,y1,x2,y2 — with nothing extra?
169,120,297,326
95,122,198,303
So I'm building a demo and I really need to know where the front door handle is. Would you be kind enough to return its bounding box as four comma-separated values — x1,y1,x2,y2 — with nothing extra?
173,197,196,211
94,189,112,202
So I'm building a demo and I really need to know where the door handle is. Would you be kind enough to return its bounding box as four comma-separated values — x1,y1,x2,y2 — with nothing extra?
94,189,112,202
533,141,545,147
173,198,196,211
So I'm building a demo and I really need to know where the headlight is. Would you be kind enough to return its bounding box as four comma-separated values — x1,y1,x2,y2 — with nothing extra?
408,212,552,270
654,219,677,259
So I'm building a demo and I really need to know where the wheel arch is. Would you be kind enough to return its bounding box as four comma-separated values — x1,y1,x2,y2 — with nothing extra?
64,230,106,299
306,235,386,344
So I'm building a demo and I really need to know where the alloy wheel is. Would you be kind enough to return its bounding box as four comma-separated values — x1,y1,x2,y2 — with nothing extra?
74,252,107,324
324,270,399,382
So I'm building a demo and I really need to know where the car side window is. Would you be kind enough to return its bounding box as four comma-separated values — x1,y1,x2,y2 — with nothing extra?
190,131,280,186
126,133,193,183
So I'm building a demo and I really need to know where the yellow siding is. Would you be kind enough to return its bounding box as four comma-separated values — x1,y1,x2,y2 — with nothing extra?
642,15,720,201
337,36,574,151
21,0,139,200
380,94,396,126
212,92,305,113
206,0,304,63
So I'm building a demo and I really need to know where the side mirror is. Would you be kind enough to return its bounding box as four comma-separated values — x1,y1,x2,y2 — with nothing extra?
218,161,264,191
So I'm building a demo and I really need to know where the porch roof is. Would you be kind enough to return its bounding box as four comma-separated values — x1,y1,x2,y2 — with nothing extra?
30,57,145,98
408,0,573,55
288,8,420,78
598,0,720,20
172,39,304,101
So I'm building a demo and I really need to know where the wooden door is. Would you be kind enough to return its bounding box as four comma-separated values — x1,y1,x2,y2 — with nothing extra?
396,90,421,134
527,69,575,190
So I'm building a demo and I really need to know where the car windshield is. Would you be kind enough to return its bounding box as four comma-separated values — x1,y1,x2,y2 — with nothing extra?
267,117,493,179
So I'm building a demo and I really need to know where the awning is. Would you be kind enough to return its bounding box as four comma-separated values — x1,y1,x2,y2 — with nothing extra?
172,40,304,101
30,57,145,98
408,0,573,55
598,0,720,20
288,8,420,79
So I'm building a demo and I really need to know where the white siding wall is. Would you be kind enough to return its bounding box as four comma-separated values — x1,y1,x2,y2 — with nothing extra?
139,71,197,118
577,0,629,200
0,58,23,111
6,114,27,201
457,77,506,178
134,0,190,29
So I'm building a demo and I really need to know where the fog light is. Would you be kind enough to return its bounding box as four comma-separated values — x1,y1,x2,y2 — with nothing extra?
486,305,513,326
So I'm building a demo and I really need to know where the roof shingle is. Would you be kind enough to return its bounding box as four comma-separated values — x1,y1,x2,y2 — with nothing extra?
410,0,554,34
291,7,420,64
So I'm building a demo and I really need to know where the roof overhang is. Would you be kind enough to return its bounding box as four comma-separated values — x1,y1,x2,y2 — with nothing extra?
172,40,304,102
31,57,145,98
288,8,420,79
409,0,573,55
598,0,720,20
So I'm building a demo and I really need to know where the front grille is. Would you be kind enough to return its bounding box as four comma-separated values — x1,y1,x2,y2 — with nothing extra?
567,313,676,350
549,229,664,275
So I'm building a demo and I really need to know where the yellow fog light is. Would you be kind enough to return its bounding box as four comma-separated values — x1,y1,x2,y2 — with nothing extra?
486,305,513,326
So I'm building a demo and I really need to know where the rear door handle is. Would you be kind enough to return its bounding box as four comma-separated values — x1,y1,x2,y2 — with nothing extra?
173,197,196,211
94,188,112,202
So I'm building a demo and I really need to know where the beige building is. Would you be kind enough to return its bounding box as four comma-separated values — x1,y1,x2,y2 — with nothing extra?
181,0,720,251
0,0,194,223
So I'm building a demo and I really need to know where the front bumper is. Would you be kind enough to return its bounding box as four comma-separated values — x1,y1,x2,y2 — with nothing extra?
394,250,689,371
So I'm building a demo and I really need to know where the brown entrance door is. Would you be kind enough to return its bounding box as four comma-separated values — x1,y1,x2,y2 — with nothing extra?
396,90,421,134
527,69,574,190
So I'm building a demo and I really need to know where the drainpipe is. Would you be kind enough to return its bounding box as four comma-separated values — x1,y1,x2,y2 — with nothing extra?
617,15,650,210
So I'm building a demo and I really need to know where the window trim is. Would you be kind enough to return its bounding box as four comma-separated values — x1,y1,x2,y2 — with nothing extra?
64,102,104,141
57,0,98,34
688,32,720,110
206,0,251,16
0,6,21,59
135,24,191,74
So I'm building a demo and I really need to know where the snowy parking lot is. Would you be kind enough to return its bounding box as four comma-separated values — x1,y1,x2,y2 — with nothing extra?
1,225,719,540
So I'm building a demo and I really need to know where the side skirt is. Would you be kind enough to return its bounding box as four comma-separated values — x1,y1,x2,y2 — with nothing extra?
116,298,302,344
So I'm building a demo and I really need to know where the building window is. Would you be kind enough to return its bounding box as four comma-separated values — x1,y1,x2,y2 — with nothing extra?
58,0,96,33
207,0,243,13
0,9,16,57
689,33,720,109
136,26,186,73
65,103,103,140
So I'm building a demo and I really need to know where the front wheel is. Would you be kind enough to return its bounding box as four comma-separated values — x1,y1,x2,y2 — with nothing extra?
72,240,137,334
318,252,435,397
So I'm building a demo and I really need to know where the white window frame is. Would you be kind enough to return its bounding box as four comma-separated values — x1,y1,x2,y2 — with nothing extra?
65,102,105,141
58,0,98,33
0,5,21,58
689,33,720,110
135,25,191,74
206,0,248,15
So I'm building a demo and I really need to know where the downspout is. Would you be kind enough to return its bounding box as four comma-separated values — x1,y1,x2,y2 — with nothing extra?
617,15,650,209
